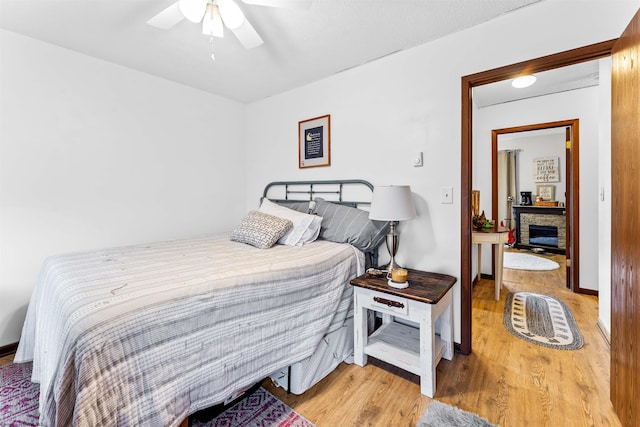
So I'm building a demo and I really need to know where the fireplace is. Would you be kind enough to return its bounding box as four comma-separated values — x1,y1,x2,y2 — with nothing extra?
512,205,566,254
529,224,559,247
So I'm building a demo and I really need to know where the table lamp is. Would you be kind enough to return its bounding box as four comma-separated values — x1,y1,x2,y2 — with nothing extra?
369,185,417,271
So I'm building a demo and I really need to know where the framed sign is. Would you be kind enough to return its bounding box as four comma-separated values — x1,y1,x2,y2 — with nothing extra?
533,157,559,182
299,115,330,168
536,184,556,200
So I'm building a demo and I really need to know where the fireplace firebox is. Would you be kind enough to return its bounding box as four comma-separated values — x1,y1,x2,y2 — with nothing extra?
512,205,566,254
529,224,559,247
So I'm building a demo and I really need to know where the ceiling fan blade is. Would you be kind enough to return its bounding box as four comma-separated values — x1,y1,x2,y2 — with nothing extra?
179,0,208,23
230,19,264,49
241,0,311,9
147,2,184,30
218,0,246,29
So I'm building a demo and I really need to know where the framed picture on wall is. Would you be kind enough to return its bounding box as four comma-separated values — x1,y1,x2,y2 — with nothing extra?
533,157,560,182
536,184,556,201
299,115,330,168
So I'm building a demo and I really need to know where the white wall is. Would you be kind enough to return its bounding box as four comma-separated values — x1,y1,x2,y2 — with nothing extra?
0,30,247,346
245,0,638,342
499,132,567,205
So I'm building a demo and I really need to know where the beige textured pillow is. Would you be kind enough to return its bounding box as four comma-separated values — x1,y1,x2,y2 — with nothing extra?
230,211,293,249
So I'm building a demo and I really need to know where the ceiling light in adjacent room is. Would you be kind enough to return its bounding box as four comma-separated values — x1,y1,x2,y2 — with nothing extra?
512,75,537,88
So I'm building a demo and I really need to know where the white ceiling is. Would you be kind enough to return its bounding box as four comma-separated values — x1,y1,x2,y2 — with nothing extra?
473,59,601,108
0,0,544,103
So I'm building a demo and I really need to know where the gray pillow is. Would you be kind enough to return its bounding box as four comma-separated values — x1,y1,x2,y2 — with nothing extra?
313,198,389,253
274,200,312,214
230,211,293,249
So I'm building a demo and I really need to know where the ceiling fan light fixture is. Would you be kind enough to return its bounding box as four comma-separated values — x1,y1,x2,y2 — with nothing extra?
218,0,246,29
512,75,537,88
203,4,224,37
179,0,208,23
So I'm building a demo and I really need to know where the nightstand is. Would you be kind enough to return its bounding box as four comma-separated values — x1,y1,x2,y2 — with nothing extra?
350,269,456,397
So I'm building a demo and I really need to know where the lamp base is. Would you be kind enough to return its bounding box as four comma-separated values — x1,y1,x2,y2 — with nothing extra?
381,221,404,272
380,259,404,272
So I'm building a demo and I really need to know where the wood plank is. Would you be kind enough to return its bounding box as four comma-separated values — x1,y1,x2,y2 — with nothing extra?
350,269,456,304
611,9,640,427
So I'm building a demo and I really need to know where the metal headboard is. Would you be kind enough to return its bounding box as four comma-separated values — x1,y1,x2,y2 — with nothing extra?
262,179,378,267
262,179,374,209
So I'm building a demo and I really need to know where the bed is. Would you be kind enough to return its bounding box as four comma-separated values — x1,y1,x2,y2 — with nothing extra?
14,179,387,426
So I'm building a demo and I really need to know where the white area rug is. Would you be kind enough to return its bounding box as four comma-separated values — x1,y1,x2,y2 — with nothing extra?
503,252,560,271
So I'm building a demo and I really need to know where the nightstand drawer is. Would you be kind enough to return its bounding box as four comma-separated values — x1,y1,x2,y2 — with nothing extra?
360,288,408,316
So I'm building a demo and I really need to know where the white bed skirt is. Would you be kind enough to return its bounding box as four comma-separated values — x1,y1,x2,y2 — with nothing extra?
270,314,354,394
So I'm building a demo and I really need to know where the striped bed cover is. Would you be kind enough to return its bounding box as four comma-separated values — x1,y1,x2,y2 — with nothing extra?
15,233,363,426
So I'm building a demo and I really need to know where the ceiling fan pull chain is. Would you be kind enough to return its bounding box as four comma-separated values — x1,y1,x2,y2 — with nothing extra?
210,36,215,61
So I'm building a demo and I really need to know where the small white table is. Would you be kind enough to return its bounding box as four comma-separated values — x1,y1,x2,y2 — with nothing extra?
350,269,456,398
472,226,510,301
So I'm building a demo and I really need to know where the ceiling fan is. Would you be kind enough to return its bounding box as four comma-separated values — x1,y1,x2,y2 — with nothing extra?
147,0,311,58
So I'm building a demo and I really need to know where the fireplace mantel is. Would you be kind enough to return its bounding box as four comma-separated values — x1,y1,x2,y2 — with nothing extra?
512,205,566,254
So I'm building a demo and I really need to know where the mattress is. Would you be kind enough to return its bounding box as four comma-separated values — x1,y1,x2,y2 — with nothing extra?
15,233,364,426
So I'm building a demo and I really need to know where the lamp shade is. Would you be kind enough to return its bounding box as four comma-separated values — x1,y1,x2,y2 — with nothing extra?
369,185,417,221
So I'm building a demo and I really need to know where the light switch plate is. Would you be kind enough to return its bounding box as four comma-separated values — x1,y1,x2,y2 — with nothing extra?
441,186,453,204
413,151,423,167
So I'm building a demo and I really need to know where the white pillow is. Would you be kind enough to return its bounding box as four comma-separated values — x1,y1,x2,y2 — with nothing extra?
259,198,323,246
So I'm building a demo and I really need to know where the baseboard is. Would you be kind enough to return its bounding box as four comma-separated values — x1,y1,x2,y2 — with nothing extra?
595,320,611,349
0,342,18,357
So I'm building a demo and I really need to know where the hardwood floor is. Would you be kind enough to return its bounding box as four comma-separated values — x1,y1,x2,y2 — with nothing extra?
0,353,14,367
262,253,617,427
1,256,617,426
502,248,568,290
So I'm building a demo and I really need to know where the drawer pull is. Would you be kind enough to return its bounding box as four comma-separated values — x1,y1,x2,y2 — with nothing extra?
374,296,404,309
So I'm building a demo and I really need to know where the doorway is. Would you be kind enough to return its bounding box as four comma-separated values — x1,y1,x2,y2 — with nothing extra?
459,39,616,355
491,120,580,293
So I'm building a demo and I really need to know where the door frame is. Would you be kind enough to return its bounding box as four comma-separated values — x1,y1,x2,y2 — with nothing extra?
490,119,585,294
460,40,616,355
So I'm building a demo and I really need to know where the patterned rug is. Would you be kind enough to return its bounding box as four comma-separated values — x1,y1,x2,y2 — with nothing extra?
0,362,315,427
0,362,39,426
190,387,315,427
503,252,560,271
503,292,583,350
